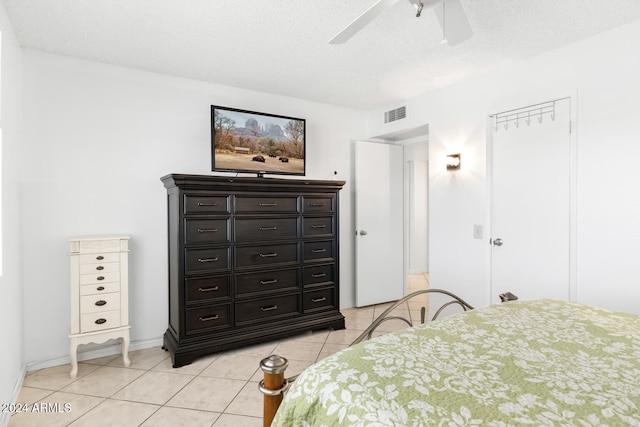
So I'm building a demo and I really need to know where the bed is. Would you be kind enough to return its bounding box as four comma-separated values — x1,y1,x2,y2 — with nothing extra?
264,292,640,426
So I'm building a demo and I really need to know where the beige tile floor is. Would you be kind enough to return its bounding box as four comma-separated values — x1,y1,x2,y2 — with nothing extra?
9,274,429,427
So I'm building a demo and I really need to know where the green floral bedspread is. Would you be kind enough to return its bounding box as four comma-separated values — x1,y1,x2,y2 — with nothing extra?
272,299,640,426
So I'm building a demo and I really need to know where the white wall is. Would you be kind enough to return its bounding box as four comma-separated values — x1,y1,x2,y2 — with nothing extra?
21,51,367,366
0,3,24,425
369,20,640,313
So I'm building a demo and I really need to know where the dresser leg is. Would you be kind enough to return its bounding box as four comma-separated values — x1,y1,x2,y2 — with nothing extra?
69,337,79,379
121,332,131,367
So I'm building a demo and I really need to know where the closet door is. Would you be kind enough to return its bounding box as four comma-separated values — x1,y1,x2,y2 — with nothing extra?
490,98,573,302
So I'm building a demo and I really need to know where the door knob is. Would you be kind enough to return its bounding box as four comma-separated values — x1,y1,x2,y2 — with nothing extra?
359,230,367,236
492,238,503,246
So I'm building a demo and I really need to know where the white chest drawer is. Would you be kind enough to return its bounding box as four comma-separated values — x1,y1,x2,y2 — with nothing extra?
79,252,120,264
79,261,120,275
80,282,120,296
80,292,121,314
80,271,120,285
80,309,121,333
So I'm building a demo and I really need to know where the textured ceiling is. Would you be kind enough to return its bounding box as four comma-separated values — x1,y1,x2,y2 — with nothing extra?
4,0,640,110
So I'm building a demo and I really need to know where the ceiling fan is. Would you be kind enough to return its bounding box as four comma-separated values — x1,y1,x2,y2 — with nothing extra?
329,0,472,46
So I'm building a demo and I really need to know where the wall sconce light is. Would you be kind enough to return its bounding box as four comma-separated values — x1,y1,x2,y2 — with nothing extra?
446,153,461,170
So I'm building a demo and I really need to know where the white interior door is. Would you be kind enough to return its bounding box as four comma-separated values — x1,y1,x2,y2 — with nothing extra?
354,140,404,307
490,98,572,302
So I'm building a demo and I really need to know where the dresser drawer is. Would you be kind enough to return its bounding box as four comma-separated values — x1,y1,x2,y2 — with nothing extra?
236,268,299,296
79,252,120,264
235,243,298,268
185,247,230,274
302,217,334,237
185,276,230,303
80,271,120,285
303,288,336,313
185,304,231,334
80,292,121,314
302,196,335,213
303,264,336,287
80,310,121,333
234,218,298,242
236,294,300,324
79,262,119,275
184,195,229,214
234,196,298,213
303,241,334,261
80,282,120,296
185,219,230,244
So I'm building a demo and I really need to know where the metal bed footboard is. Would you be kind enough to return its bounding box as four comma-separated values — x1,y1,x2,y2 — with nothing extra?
258,288,481,426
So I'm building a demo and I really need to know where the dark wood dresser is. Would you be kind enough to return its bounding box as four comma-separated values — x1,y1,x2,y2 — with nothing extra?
161,174,346,367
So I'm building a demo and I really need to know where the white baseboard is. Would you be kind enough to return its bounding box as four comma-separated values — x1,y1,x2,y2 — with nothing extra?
25,336,164,372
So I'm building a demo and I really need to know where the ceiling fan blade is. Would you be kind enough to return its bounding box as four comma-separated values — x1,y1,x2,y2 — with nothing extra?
433,0,472,46
329,0,400,44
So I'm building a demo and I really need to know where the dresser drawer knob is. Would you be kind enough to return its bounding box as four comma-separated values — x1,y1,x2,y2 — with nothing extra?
95,318,107,325
198,286,220,292
199,315,219,322
96,255,104,261
259,202,277,207
197,202,218,207
260,305,278,312
197,257,219,263
96,266,105,271
259,226,278,231
310,203,327,207
312,297,327,303
97,276,105,281
95,300,107,306
259,279,278,285
312,248,327,253
311,224,327,229
97,286,105,291
311,273,327,278
259,253,278,258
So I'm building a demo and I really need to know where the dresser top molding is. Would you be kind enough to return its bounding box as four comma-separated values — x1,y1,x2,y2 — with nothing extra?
161,174,345,192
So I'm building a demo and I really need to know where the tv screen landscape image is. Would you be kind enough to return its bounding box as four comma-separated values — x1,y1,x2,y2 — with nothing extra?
211,105,306,176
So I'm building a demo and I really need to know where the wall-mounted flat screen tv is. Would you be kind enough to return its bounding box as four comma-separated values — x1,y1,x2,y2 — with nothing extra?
211,105,306,176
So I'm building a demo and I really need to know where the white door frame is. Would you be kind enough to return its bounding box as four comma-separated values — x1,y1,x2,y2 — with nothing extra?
486,92,578,304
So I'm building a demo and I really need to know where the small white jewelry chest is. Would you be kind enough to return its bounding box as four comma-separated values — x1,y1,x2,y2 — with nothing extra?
68,235,131,378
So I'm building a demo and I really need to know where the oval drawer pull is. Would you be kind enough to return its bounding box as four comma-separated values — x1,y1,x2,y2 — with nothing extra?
259,279,278,285
97,286,105,291
260,305,278,312
199,315,219,321
97,276,105,281
312,297,327,303
96,265,105,271
259,253,278,258
95,318,107,325
310,203,326,207
311,273,327,278
197,202,218,207
259,203,277,207
198,286,220,292
312,248,327,253
259,226,278,231
95,300,107,306
197,257,219,263
198,228,219,233
96,255,104,261
311,224,327,229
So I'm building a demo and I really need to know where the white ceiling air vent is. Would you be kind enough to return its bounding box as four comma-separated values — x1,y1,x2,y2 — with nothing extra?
384,106,406,124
